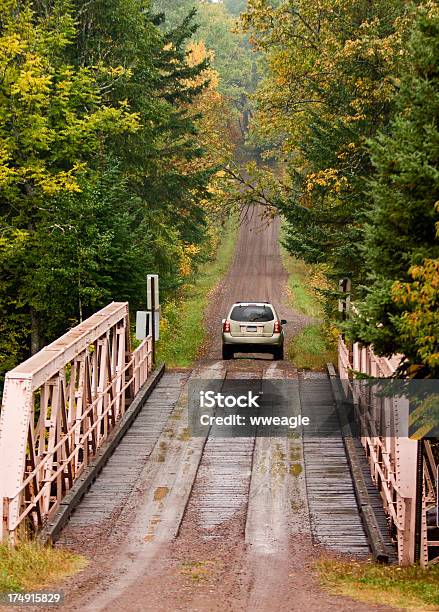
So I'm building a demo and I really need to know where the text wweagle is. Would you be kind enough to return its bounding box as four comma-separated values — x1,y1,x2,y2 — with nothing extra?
249,415,309,429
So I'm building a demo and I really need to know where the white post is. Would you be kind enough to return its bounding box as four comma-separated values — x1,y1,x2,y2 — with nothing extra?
0,376,33,540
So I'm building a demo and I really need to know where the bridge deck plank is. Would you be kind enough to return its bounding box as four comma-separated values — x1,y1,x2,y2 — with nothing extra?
300,373,371,556
58,367,396,562
56,371,188,546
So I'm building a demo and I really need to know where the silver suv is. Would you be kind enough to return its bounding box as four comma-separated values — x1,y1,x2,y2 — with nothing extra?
222,302,286,360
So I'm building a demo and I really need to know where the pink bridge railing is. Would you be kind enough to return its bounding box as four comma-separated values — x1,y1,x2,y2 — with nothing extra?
338,335,438,566
0,302,153,542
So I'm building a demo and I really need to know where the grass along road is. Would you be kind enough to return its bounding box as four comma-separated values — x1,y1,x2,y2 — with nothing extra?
0,542,86,593
317,558,439,611
281,247,337,370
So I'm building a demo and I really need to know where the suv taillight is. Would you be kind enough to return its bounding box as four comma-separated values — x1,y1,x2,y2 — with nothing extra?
223,320,231,333
273,320,281,333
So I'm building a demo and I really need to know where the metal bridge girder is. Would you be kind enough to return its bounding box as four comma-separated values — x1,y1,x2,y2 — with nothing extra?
0,302,153,542
338,335,438,566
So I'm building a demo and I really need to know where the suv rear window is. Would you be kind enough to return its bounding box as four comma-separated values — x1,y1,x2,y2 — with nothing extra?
230,305,274,322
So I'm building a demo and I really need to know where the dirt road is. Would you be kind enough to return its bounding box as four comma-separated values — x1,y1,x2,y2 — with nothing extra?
204,210,308,360
51,211,396,612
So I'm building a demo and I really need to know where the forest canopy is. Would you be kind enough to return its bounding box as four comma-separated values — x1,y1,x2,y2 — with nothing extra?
240,0,439,376
0,0,437,380
0,0,248,378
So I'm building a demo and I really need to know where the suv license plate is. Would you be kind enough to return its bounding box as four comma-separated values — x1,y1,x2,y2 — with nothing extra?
247,326,257,332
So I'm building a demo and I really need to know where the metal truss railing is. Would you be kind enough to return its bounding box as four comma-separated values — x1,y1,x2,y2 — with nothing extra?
0,302,153,542
338,335,438,566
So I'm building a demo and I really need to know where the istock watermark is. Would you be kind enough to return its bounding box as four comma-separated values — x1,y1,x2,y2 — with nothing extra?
189,379,309,437
187,378,439,439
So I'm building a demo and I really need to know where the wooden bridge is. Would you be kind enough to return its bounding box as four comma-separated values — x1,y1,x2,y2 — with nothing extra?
0,301,437,571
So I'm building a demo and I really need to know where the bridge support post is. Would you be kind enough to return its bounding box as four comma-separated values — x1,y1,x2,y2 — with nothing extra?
395,398,418,565
0,377,33,543
151,275,156,365
2,498,9,542
1,497,15,545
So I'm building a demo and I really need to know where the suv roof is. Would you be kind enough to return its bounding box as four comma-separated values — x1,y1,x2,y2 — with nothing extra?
233,301,271,305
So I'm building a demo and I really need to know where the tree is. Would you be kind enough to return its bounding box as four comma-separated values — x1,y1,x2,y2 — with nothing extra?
153,0,260,149
348,3,439,376
392,259,439,374
0,0,222,382
224,0,248,17
241,0,419,292
196,1,259,144
73,0,215,289
153,0,196,29
0,0,139,358
182,41,237,225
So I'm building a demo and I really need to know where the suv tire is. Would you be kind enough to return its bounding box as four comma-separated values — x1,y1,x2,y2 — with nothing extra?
273,346,284,361
222,345,234,360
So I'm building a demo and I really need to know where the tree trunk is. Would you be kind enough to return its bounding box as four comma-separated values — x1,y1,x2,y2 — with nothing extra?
30,308,41,356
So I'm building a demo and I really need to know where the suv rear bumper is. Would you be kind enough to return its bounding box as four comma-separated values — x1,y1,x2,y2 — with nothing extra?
222,333,283,348
223,344,282,354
